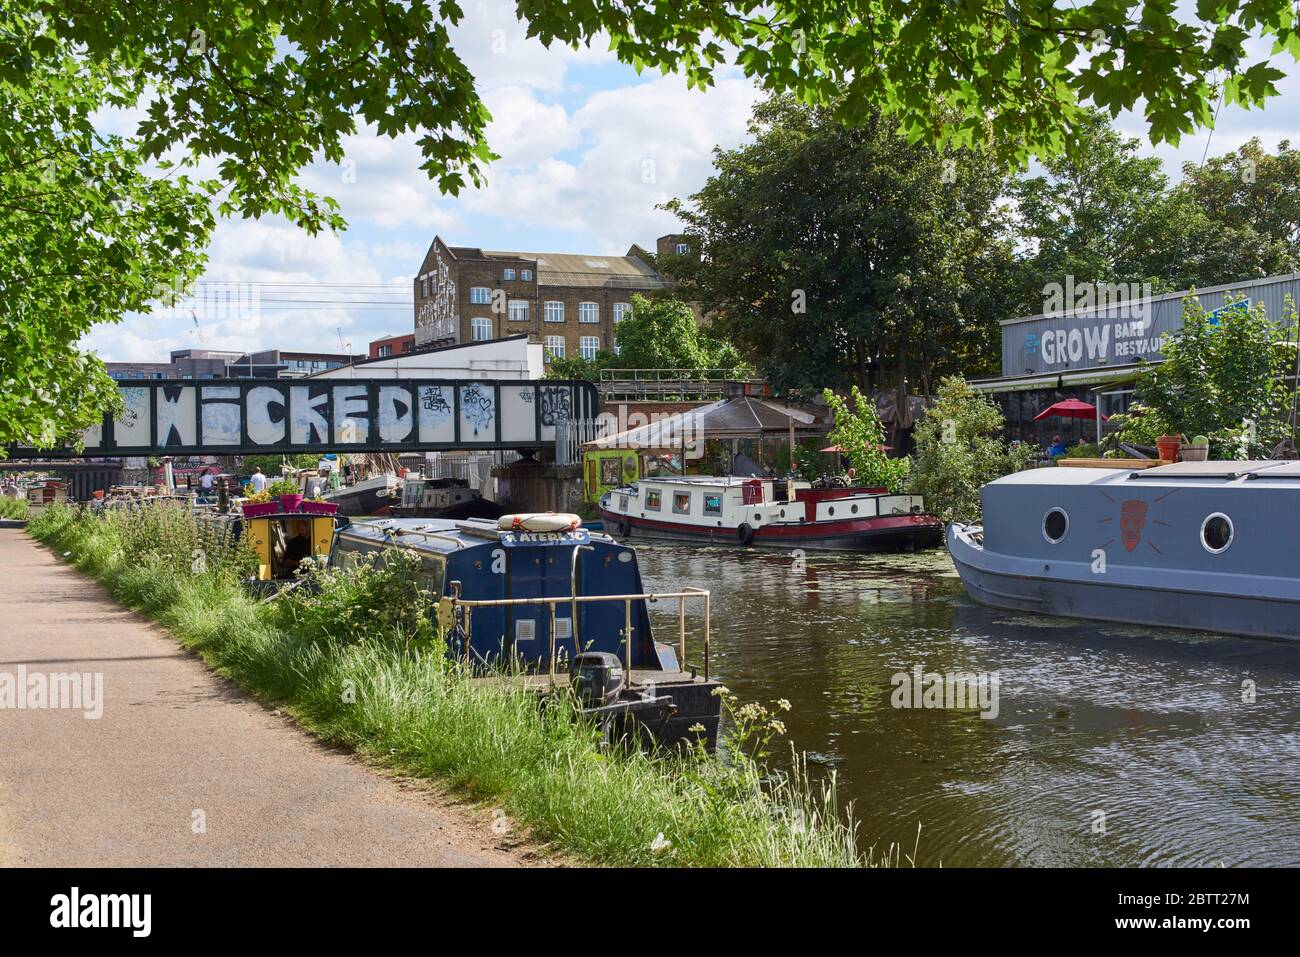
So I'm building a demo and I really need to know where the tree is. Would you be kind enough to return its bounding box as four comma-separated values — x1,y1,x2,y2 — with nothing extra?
663,95,1015,397
908,376,1036,523
1,40,212,449
609,295,742,371
1171,138,1300,285
1110,295,1299,458
522,1,1299,164
1012,110,1186,301
821,386,910,493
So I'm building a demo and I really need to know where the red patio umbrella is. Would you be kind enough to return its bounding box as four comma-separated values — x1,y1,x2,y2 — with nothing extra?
1033,399,1108,422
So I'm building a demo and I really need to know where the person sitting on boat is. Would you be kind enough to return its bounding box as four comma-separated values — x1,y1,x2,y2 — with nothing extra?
1046,435,1068,459
280,520,313,576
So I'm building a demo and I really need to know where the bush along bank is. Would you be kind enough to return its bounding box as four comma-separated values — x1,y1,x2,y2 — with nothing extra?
28,503,885,867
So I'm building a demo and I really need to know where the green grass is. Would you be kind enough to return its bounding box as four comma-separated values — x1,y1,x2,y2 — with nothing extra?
29,504,885,867
0,496,28,520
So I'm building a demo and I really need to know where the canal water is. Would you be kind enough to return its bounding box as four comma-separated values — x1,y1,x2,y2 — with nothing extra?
636,544,1300,866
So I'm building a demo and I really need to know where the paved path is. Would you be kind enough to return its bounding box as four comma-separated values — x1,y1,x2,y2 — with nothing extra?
0,529,531,866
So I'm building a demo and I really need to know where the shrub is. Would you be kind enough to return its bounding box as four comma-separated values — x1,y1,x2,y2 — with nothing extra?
909,376,1037,522
821,385,910,492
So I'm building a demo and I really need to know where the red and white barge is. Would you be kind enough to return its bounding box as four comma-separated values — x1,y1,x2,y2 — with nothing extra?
597,476,943,552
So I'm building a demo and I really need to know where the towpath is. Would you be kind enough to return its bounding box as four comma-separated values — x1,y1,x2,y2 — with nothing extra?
0,527,533,866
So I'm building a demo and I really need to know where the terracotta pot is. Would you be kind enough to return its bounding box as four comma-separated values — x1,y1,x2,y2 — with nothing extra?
1155,435,1183,462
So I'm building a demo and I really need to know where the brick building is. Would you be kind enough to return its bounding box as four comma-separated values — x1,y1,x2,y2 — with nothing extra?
368,332,416,359
412,235,685,363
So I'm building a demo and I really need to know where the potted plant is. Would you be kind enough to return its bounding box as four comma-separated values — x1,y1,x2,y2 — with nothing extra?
1182,434,1210,462
300,495,339,515
1155,434,1184,463
241,488,279,517
268,478,302,512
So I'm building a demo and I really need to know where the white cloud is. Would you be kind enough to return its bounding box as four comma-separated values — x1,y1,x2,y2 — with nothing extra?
466,71,761,250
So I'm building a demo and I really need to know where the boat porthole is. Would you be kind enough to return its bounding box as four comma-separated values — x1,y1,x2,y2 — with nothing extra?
1201,513,1233,553
780,509,786,518
1042,507,1069,544
828,506,835,516
754,513,761,523
851,504,859,514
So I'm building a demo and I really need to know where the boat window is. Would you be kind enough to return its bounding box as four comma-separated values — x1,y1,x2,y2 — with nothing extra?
1043,508,1069,543
645,489,661,511
618,494,629,511
672,491,691,515
704,494,723,516
1201,513,1233,553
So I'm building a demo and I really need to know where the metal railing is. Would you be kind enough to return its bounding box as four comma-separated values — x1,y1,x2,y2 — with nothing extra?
597,368,766,402
445,583,711,686
554,417,610,465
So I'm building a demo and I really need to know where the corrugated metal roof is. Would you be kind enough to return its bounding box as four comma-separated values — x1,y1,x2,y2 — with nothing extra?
484,250,670,290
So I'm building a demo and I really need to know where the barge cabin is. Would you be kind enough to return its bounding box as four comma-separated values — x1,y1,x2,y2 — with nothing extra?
598,476,944,551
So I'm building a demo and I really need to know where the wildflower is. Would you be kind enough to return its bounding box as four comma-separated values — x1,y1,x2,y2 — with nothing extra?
776,698,792,712
769,720,786,735
711,686,731,698
650,832,671,854
688,722,705,734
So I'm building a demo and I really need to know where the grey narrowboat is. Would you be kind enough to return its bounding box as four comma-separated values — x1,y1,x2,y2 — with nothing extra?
948,460,1300,641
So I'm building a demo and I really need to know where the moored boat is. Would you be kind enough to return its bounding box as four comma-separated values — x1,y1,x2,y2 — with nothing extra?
320,472,399,516
333,513,722,748
596,475,943,551
949,460,1300,641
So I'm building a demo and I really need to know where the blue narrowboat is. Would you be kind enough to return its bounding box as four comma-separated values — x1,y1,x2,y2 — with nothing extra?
331,513,722,748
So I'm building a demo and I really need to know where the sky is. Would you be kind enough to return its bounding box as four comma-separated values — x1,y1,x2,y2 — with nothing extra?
84,0,1300,363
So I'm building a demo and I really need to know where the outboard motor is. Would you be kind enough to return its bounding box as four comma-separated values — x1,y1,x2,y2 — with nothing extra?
570,652,625,708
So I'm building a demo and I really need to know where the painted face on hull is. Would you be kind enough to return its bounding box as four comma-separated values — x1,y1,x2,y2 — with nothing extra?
1120,499,1148,552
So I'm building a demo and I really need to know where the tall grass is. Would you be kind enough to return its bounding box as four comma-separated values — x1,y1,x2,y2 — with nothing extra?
30,503,883,867
0,496,27,520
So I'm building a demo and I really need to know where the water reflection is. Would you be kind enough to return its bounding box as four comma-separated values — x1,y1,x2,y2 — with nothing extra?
637,544,1300,866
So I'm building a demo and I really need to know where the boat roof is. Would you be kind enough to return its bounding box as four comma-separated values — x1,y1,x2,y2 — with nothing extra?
994,460,1300,489
339,517,608,553
632,476,769,487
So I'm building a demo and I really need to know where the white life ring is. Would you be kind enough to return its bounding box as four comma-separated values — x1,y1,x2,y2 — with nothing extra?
498,512,582,533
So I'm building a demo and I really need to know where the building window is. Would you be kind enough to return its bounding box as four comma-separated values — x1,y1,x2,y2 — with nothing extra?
469,286,491,305
420,276,428,298
544,301,564,323
508,300,529,322
378,345,393,357
471,318,492,341
503,268,516,281
675,243,689,255
579,302,599,323
544,336,565,360
579,336,600,360
520,269,533,281
612,302,631,324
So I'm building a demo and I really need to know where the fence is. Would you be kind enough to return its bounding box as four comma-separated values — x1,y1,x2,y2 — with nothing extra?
554,418,610,466
597,368,767,402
